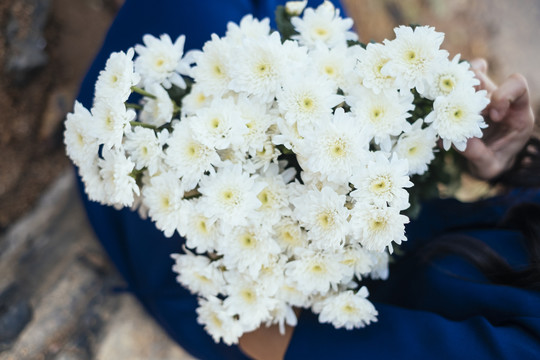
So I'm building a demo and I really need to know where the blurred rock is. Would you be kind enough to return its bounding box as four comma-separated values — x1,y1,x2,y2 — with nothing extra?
4,0,51,85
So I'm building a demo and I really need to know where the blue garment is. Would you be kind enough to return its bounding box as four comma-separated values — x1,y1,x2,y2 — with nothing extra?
76,1,540,359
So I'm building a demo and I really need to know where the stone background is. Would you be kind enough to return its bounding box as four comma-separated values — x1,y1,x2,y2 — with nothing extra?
0,0,539,359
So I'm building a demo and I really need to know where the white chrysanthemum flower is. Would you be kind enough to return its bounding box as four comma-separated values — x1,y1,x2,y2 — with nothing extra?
196,296,244,345
291,186,350,249
277,72,343,131
91,99,136,149
181,83,213,115
165,119,221,190
225,15,271,44
425,54,480,100
95,48,139,102
190,34,233,97
313,287,378,330
134,34,191,89
298,108,369,183
124,127,168,176
78,159,107,204
382,25,449,94
265,300,298,335
138,83,175,127
369,250,389,280
198,164,265,228
348,87,413,151
425,88,489,151
355,42,396,94
274,217,308,252
291,1,357,49
228,32,286,102
393,119,437,175
141,171,185,237
98,147,139,207
234,96,274,154
310,44,355,91
351,204,409,253
298,169,350,195
272,116,304,151
339,244,375,280
223,273,278,331
256,255,288,296
179,199,222,254
350,152,412,210
286,0,308,16
285,247,348,295
218,225,281,278
64,101,99,168
190,97,247,150
254,164,294,226
171,252,226,298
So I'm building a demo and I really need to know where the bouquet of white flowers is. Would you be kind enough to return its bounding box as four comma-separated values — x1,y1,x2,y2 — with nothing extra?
64,0,489,345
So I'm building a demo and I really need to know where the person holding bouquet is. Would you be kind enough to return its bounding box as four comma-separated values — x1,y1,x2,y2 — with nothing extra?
71,0,539,359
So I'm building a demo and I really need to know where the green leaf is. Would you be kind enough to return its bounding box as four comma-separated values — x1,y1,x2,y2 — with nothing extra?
275,5,298,42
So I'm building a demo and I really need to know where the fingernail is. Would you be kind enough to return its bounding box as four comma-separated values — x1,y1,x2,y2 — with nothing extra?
490,109,500,120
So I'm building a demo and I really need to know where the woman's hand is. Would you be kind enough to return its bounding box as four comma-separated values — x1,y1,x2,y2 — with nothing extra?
460,58,535,181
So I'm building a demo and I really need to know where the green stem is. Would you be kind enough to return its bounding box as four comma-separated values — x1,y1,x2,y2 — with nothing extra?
131,86,157,99
130,121,157,130
125,103,143,110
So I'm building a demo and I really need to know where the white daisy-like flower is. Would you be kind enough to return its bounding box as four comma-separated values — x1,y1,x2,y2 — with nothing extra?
218,225,281,278
91,99,136,149
254,164,294,227
225,15,271,44
165,119,221,190
228,32,286,102
350,152,412,210
274,216,308,252
285,247,348,295
223,273,278,331
256,254,288,296
138,82,175,127
368,250,389,280
272,116,304,151
348,87,413,151
198,164,266,228
382,25,449,94
181,83,213,115
141,171,185,237
425,88,489,151
234,96,274,154
291,186,350,250
393,119,437,175
190,97,247,150
285,0,308,16
350,203,409,253
95,48,140,103
179,198,222,254
64,101,99,169
277,72,343,131
171,252,226,298
339,244,375,280
425,54,480,100
98,147,139,207
265,300,298,336
124,127,168,176
78,158,107,204
291,1,357,49
134,34,191,89
298,108,369,184
196,296,244,345
313,287,378,330
354,42,396,94
309,44,355,91
190,34,233,97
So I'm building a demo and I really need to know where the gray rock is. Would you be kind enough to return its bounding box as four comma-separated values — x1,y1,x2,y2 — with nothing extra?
4,0,51,84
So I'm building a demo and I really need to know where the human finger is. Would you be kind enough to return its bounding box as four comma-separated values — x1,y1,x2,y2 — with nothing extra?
470,58,497,94
489,73,531,122
460,137,503,180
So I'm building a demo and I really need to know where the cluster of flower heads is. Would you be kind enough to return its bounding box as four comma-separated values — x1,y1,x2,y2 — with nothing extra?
64,0,489,345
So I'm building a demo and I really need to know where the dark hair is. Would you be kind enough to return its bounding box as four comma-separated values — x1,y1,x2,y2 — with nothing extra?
420,137,540,290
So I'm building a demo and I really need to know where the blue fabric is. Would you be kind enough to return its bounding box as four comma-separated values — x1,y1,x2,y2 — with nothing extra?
76,1,540,359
